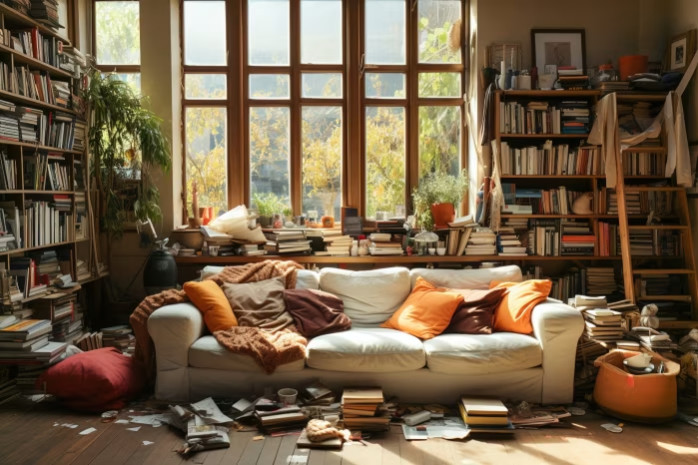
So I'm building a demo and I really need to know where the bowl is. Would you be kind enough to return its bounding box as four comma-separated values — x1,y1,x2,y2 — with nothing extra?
436,247,446,256
623,359,655,375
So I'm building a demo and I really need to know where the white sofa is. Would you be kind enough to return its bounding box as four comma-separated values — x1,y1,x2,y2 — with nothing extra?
148,265,584,404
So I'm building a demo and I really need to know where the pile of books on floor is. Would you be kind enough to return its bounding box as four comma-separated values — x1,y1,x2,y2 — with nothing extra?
0,365,19,405
341,387,390,432
74,331,103,351
254,399,308,434
368,232,403,256
0,318,67,365
101,325,135,354
457,396,514,434
583,308,624,341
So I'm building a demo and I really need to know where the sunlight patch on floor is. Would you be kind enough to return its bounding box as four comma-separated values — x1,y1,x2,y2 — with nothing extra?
655,440,698,454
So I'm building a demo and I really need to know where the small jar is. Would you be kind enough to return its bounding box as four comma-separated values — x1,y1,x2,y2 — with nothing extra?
593,64,618,87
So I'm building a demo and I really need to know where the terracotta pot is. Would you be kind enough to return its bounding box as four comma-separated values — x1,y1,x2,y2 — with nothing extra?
431,202,455,229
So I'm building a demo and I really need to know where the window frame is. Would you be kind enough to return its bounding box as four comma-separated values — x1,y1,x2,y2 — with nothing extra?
91,0,142,77
180,0,468,222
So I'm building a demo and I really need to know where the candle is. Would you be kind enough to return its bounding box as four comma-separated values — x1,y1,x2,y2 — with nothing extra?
192,181,199,222
510,47,515,70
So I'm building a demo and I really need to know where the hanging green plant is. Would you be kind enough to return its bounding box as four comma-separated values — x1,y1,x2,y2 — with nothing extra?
85,69,171,239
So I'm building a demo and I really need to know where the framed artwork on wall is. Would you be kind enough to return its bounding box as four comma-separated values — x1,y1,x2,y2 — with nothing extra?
665,29,697,73
531,28,586,72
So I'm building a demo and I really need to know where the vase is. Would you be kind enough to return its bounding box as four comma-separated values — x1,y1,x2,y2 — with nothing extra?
430,202,455,229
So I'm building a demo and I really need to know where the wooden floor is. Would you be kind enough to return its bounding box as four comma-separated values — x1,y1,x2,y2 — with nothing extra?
1,397,698,465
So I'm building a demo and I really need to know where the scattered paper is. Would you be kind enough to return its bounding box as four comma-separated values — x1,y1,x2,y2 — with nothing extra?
402,424,470,440
287,453,309,465
567,407,586,416
126,427,141,432
128,414,171,426
115,419,130,424
62,423,78,429
190,397,234,424
232,398,253,413
601,423,623,433
142,440,154,446
79,427,97,435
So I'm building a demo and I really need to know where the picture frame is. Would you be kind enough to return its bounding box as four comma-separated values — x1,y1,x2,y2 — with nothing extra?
487,43,522,70
665,29,697,73
531,28,586,72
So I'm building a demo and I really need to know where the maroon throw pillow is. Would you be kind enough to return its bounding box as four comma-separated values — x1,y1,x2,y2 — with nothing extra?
36,347,145,412
445,287,507,334
283,289,351,338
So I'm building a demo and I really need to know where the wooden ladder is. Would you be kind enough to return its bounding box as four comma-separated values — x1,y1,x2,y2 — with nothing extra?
616,176,698,326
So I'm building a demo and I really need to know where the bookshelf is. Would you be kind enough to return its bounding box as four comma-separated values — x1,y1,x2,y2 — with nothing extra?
494,89,610,301
0,3,98,309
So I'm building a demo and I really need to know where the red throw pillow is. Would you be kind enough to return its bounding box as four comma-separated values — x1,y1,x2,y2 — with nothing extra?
36,347,145,412
283,288,351,338
445,287,507,334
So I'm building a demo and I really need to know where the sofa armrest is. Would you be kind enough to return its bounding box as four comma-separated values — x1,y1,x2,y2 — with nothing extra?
147,303,204,401
531,299,584,404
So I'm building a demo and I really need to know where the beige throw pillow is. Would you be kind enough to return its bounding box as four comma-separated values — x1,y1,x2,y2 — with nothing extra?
222,277,294,331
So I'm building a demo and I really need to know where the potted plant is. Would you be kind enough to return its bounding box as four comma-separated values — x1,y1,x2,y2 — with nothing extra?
252,192,286,228
411,169,469,230
85,69,171,243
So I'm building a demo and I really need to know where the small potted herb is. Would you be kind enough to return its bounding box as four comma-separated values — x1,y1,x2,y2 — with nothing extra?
411,169,469,230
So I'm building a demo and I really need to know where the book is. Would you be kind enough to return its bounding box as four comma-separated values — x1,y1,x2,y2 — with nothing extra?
0,319,51,341
341,387,384,404
0,335,49,351
459,396,509,416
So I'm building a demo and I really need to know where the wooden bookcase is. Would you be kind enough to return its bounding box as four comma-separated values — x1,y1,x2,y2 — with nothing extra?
0,4,98,307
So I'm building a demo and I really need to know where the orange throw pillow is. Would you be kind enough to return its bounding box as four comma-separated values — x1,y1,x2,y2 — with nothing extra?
491,280,552,334
381,277,463,339
183,280,238,332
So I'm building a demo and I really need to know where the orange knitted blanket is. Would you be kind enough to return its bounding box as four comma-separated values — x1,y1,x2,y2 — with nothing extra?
129,260,304,385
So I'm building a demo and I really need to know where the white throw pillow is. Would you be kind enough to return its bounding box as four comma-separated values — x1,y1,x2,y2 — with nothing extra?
319,267,411,326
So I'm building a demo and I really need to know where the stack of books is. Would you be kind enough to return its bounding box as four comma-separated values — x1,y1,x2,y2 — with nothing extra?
560,220,595,256
559,100,591,134
264,229,311,255
101,324,135,354
0,319,66,365
73,331,102,351
368,232,403,256
0,368,19,405
585,267,618,296
496,227,527,256
320,234,352,256
341,387,390,432
583,309,624,341
255,404,308,434
464,227,497,255
457,397,514,434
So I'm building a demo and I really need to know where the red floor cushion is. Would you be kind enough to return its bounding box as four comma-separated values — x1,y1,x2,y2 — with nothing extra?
36,347,145,412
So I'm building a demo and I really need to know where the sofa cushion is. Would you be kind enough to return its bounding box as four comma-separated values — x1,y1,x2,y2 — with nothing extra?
189,335,305,372
296,269,320,290
492,280,552,334
306,328,425,372
410,265,522,290
445,287,507,334
36,347,145,412
424,333,542,375
222,277,295,331
319,267,411,326
183,280,238,332
283,288,351,338
381,277,463,339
